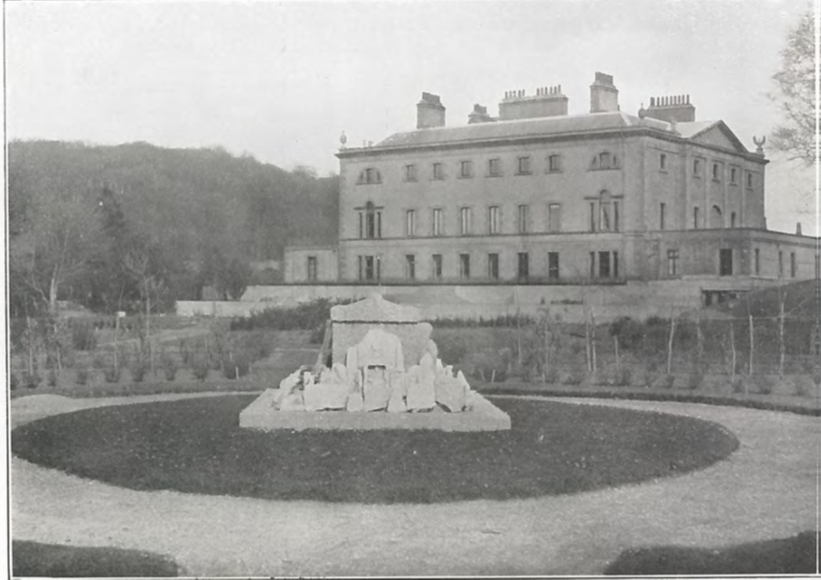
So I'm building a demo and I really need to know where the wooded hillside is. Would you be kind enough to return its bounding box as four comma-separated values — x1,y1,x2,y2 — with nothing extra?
8,139,338,315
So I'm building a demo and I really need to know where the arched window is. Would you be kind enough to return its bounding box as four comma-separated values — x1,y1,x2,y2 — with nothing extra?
357,168,382,185
710,205,723,229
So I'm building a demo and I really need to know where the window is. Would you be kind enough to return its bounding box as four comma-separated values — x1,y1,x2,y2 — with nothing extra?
592,151,618,170
459,160,473,178
591,252,619,278
405,255,416,280
730,212,737,228
548,252,560,279
432,254,443,280
359,255,380,281
719,249,733,276
517,205,529,234
357,168,382,185
488,253,499,280
488,158,502,177
517,156,531,175
747,173,753,188
459,254,471,279
432,162,444,180
592,192,619,232
404,164,417,182
460,207,472,236
730,167,737,184
693,159,701,176
660,203,666,230
517,252,529,280
693,206,700,229
359,202,382,239
405,209,416,237
712,163,720,181
547,154,561,173
791,252,797,278
666,250,679,276
754,248,760,275
548,203,562,232
778,250,784,277
599,251,611,278
488,206,501,234
659,153,667,171
307,256,318,282
432,208,443,236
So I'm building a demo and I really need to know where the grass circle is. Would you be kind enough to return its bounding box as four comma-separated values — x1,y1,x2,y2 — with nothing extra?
12,395,739,504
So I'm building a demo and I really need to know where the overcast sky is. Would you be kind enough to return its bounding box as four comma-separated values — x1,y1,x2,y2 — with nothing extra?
7,0,815,234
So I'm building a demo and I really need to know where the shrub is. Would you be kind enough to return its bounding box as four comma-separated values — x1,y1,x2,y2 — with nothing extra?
661,374,676,389
129,359,148,383
221,355,250,379
103,364,121,384
75,366,89,386
751,374,775,395
191,356,210,382
161,354,177,382
561,367,585,386
23,372,42,389
178,338,191,365
641,370,658,389
609,317,645,351
686,371,705,391
544,366,560,384
793,376,813,398
92,354,106,369
732,376,746,394
47,369,58,388
70,321,97,351
615,366,633,387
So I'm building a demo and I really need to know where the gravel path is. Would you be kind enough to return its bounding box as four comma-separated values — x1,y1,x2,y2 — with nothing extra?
11,393,818,576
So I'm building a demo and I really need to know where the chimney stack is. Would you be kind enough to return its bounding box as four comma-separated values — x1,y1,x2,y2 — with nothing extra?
589,72,619,113
498,84,568,121
796,222,803,236
645,94,696,123
468,104,495,124
417,92,446,129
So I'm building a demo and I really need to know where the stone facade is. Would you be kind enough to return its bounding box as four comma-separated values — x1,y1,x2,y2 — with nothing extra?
281,71,814,309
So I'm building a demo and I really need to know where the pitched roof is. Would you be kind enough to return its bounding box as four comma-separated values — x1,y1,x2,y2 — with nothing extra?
376,111,671,149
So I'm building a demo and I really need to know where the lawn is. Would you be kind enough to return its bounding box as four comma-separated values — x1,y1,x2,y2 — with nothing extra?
12,540,179,577
604,531,819,575
12,395,739,504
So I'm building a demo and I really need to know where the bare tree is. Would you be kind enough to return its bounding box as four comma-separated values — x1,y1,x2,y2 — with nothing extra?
9,184,100,315
770,11,814,164
124,249,166,377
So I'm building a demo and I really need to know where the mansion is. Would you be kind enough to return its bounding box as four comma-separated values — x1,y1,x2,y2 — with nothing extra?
281,72,815,311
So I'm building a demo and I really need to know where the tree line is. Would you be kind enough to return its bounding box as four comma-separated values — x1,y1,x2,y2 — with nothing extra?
8,140,339,317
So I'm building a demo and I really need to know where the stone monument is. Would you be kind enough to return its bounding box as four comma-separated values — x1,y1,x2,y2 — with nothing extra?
239,294,511,432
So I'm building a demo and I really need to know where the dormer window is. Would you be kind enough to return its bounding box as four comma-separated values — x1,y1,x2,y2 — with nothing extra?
357,167,382,185
591,151,618,170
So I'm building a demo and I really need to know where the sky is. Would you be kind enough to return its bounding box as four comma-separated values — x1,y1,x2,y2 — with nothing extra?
6,0,816,234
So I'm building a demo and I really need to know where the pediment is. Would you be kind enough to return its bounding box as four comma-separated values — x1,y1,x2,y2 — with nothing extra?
689,122,749,154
